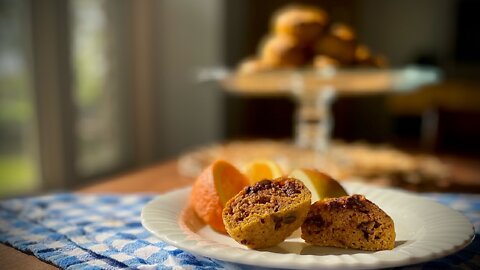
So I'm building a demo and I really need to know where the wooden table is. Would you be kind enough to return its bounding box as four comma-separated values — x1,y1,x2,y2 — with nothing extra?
0,160,194,270
1,157,479,269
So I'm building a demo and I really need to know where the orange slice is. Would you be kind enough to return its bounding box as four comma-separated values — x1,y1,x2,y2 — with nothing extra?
190,160,249,233
242,159,284,184
289,168,348,202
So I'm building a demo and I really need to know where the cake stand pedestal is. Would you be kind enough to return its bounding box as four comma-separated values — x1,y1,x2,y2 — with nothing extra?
198,66,440,170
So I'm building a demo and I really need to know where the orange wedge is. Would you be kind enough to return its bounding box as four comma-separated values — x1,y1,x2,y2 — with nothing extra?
190,160,249,233
289,168,348,202
242,159,284,184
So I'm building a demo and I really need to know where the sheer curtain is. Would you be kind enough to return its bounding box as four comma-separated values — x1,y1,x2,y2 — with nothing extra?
0,0,223,197
71,0,133,178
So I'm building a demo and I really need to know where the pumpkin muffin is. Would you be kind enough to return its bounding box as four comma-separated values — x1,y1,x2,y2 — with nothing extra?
301,194,395,251
259,35,308,68
314,23,357,65
273,5,329,43
223,177,311,249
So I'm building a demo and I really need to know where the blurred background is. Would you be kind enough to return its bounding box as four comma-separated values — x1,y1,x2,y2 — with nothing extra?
1,0,479,198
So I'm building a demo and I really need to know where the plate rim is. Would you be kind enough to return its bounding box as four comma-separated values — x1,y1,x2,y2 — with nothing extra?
141,183,475,269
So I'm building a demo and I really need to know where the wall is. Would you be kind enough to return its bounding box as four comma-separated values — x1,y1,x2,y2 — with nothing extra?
154,0,224,159
356,0,457,66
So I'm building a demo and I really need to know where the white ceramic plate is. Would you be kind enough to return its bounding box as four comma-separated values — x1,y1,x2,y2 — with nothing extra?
141,182,475,269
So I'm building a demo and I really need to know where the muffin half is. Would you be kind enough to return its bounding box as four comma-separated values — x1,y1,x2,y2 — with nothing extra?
301,194,395,251
223,177,311,249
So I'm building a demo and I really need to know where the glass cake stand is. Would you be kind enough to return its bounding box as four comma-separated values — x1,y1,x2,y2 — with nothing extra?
197,66,441,171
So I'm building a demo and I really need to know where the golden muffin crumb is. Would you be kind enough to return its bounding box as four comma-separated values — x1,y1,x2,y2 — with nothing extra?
223,177,311,249
301,194,395,251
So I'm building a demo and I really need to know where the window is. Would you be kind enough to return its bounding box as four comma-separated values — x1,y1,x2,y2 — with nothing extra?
0,0,39,197
0,0,222,197
71,0,132,178
0,0,134,197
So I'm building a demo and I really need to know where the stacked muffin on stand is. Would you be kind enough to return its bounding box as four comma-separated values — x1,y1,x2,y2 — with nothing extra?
239,5,386,73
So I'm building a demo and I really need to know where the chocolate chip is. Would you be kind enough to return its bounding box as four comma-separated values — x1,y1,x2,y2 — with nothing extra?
283,215,296,224
348,195,364,208
241,239,247,245
248,179,273,194
260,218,265,224
272,215,283,230
306,214,324,227
357,221,375,240
362,230,369,240
257,196,270,204
272,215,283,223
346,195,369,213
256,179,272,189
275,222,282,230
257,179,272,186
281,181,301,196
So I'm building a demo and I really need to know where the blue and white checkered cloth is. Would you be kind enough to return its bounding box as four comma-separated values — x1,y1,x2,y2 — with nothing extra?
0,192,479,270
